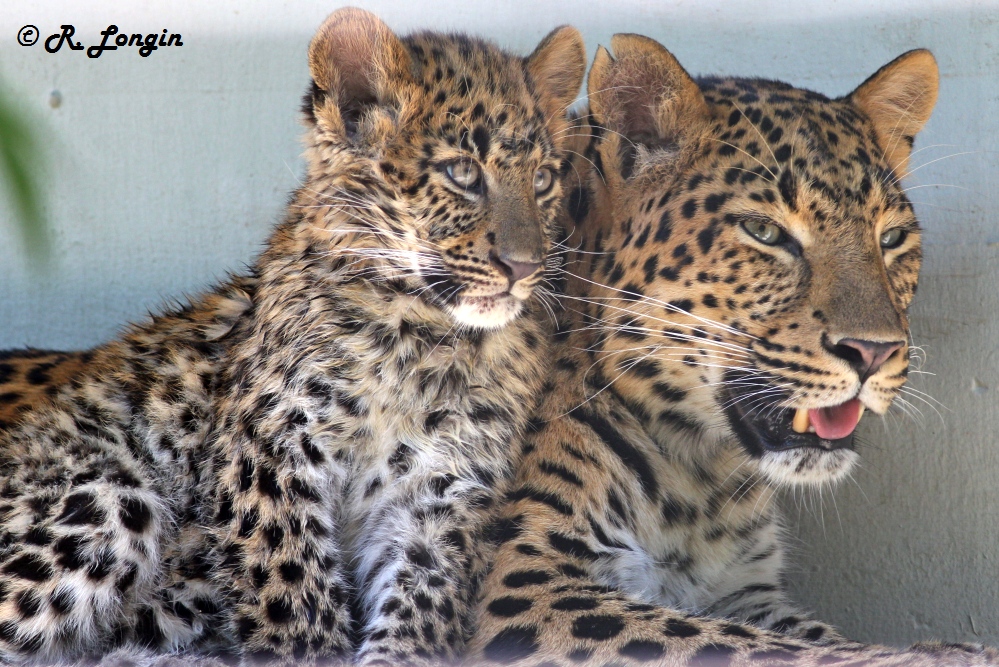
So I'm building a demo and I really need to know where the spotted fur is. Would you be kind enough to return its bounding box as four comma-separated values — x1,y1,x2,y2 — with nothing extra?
0,350,90,428
468,35,998,666
0,10,584,664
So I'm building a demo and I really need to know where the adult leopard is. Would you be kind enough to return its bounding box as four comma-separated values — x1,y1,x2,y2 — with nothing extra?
468,34,997,666
0,9,584,665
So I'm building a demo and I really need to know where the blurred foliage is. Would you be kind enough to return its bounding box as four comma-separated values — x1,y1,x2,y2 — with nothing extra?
0,82,48,260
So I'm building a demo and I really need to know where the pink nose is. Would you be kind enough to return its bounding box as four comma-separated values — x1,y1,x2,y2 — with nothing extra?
831,338,904,381
491,252,542,285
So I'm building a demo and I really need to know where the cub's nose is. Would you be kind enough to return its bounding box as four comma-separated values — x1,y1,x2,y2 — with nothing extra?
829,337,904,382
491,251,543,285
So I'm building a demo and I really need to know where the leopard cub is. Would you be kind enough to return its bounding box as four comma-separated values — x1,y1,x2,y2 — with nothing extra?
0,9,584,664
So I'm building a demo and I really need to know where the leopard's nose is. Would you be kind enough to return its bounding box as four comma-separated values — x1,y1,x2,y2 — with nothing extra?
828,337,904,381
491,251,543,285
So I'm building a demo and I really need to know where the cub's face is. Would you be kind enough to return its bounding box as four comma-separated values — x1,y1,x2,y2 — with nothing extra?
303,10,585,329
580,36,938,485
370,36,573,329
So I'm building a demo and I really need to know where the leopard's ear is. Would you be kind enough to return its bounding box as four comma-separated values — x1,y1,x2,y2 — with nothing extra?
588,34,709,153
849,49,939,177
307,8,413,122
525,26,586,121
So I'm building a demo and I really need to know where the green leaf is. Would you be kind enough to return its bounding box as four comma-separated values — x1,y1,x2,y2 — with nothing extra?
0,82,48,259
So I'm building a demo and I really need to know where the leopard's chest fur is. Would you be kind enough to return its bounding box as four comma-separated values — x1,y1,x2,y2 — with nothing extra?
208,271,550,549
525,346,784,617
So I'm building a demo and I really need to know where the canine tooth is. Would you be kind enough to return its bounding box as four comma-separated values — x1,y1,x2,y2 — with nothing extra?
792,408,810,434
858,405,865,420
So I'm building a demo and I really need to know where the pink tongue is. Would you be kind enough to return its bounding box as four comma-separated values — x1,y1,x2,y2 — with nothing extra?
809,399,863,440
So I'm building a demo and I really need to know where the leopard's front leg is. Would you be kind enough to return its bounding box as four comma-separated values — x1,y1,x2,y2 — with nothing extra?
467,500,999,667
353,471,499,666
206,423,354,662
704,588,848,645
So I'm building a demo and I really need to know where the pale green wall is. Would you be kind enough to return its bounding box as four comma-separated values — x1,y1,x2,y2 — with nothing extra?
2,0,997,647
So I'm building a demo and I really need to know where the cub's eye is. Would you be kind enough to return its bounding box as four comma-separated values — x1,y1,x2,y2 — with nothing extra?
740,217,785,246
880,228,907,249
445,161,482,190
534,167,554,195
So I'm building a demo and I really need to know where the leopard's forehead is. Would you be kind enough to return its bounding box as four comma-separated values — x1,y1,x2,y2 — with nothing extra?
401,33,557,160
692,77,914,226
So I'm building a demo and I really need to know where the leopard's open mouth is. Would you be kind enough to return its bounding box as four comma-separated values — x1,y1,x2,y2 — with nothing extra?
721,371,864,456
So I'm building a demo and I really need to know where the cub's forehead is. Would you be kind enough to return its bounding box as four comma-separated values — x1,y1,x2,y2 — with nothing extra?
404,33,525,92
401,33,552,147
698,77,910,214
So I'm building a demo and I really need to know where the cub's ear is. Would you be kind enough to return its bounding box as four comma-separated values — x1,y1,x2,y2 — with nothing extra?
848,49,939,177
525,26,586,121
588,34,709,156
307,7,413,131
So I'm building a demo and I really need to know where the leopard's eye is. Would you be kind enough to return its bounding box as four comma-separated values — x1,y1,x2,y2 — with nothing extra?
446,161,482,190
880,228,907,249
534,167,554,195
740,217,785,246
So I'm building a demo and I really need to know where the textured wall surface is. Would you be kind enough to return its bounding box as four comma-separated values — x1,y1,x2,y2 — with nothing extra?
1,0,996,647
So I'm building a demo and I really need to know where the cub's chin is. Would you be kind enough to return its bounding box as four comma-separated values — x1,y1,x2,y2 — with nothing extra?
449,294,525,329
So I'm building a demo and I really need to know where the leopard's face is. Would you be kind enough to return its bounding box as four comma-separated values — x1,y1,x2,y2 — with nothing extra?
378,37,572,329
303,17,584,330
580,38,937,486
